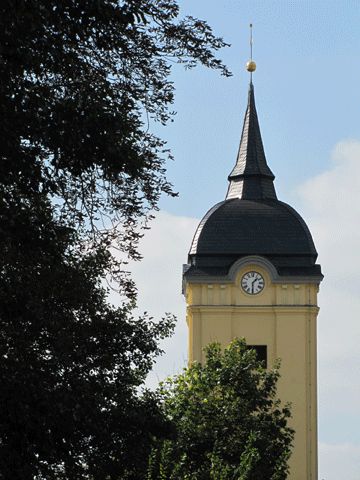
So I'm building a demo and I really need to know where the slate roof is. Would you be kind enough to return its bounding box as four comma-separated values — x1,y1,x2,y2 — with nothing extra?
185,81,322,280
189,199,317,257
226,82,276,201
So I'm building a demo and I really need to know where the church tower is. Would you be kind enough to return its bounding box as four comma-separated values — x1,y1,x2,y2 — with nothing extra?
182,61,323,478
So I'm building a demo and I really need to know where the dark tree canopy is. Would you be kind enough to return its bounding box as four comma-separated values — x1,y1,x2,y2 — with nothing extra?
0,1,230,479
0,191,174,479
0,0,230,282
148,340,294,480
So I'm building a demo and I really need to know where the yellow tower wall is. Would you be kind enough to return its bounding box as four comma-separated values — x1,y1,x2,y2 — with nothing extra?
185,258,320,480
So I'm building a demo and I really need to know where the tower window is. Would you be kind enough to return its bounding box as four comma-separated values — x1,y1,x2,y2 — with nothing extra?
246,345,267,367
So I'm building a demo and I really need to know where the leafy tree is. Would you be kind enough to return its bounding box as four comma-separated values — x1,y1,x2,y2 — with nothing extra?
0,0,230,281
148,340,294,480
0,190,174,479
0,1,230,479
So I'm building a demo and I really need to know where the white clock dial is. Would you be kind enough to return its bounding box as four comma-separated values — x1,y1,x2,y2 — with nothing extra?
241,271,264,295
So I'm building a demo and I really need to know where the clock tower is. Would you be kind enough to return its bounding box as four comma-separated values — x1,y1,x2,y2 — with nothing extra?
182,75,323,478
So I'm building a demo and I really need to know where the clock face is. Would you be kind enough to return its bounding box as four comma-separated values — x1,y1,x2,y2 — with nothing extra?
241,271,265,295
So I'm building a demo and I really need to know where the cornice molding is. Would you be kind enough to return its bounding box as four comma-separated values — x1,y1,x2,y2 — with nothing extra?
184,255,323,286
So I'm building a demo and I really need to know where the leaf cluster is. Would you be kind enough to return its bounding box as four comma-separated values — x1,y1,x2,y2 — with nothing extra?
0,189,175,479
148,339,294,480
0,0,230,284
0,1,230,477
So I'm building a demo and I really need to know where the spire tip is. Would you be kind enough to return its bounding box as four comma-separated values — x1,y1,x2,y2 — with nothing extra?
246,23,256,77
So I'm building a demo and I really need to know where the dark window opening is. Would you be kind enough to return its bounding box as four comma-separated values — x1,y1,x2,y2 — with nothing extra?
246,345,267,368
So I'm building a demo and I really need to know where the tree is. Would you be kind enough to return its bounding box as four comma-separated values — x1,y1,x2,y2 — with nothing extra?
0,0,230,280
148,339,294,480
0,1,230,478
0,191,174,479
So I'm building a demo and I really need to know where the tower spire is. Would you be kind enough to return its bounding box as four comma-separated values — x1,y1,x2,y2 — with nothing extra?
226,29,277,201
249,23,254,83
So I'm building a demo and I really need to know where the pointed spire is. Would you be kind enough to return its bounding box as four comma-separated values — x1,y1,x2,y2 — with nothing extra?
226,82,277,200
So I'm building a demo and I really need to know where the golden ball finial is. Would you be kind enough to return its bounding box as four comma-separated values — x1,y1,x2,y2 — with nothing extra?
246,60,256,72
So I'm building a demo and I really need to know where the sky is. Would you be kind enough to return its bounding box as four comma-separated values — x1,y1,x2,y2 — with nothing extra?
120,2,360,479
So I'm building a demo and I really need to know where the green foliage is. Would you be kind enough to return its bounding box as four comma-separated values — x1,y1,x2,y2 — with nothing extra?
148,340,294,480
0,190,175,479
0,1,229,478
0,0,230,285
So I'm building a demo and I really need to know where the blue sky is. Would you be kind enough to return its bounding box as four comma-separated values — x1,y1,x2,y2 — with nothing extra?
158,0,360,217
120,2,360,478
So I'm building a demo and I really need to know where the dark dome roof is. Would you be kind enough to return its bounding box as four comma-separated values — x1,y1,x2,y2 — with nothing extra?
184,83,322,280
190,199,317,258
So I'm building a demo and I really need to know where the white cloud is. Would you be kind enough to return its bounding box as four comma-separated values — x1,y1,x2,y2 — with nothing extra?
298,140,360,476
319,442,360,480
299,140,360,283
128,211,199,387
298,140,360,410
116,139,360,475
